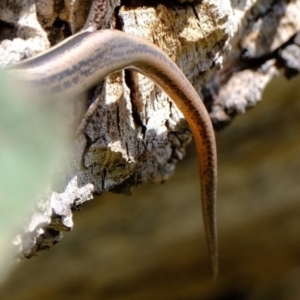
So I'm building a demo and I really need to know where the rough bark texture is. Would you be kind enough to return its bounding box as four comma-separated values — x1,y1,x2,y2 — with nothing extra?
1,74,300,299
0,0,299,262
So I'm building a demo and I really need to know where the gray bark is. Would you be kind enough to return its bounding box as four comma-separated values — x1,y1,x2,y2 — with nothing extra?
0,0,299,260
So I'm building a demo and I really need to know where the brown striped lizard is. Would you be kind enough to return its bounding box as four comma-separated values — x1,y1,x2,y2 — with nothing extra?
6,28,218,278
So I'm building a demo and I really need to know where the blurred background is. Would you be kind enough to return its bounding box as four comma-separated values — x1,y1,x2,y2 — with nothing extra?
1,73,300,299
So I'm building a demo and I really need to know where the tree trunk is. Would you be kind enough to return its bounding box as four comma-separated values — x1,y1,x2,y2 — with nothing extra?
0,0,299,263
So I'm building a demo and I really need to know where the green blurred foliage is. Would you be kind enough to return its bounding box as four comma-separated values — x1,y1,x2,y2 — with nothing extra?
0,70,68,282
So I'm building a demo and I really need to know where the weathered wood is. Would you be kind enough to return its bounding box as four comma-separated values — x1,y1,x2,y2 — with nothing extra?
1,74,300,298
0,0,299,263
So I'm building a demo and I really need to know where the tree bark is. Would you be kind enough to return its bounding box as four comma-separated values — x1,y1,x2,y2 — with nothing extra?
0,0,299,259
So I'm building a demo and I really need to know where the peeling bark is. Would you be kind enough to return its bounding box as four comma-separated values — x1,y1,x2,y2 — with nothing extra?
0,0,299,259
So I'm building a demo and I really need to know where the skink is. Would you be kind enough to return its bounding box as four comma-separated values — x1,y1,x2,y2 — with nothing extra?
6,29,218,277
